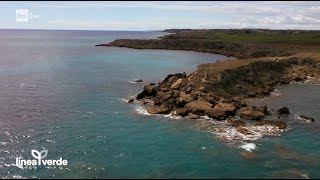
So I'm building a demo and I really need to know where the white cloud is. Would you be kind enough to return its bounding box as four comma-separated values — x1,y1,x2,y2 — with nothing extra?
26,1,320,30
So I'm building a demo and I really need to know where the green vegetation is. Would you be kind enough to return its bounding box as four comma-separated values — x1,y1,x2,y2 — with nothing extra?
99,29,320,59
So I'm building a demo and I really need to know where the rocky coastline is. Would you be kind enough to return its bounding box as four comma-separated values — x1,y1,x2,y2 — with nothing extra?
97,29,320,139
128,57,319,136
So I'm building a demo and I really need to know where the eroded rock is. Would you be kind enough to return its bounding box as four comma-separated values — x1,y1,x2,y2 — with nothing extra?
240,107,265,120
147,105,170,114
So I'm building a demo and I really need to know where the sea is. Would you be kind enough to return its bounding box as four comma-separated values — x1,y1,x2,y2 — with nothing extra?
0,29,319,179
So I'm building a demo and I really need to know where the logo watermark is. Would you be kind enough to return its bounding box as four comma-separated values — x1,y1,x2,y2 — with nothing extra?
16,9,40,23
15,149,68,169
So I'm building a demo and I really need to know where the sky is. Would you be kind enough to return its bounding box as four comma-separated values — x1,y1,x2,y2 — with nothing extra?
2,1,320,31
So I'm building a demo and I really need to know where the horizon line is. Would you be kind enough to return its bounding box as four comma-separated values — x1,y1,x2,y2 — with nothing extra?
0,28,319,31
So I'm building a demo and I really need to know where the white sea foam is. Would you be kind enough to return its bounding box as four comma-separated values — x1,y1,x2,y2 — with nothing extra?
240,143,256,152
295,114,302,120
208,123,285,142
134,105,151,116
163,112,182,119
0,142,8,146
271,88,282,97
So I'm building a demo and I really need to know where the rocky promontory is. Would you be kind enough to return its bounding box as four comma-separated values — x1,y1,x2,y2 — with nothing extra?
133,57,320,123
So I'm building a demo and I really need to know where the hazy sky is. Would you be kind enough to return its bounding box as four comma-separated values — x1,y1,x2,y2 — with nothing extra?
2,1,320,30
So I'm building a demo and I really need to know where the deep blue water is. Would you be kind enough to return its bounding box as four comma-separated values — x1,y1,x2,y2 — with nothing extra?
0,29,319,179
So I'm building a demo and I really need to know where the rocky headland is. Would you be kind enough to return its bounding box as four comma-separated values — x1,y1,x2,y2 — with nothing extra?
132,57,319,122
98,29,320,140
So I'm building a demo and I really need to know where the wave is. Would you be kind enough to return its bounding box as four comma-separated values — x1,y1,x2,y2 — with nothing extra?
239,142,256,152
133,105,151,116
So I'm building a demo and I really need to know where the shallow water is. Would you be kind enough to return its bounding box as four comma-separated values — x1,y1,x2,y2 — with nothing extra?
0,29,319,179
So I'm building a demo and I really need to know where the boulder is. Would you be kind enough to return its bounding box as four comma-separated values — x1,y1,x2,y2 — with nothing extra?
185,87,192,94
164,73,187,82
254,120,287,129
188,113,200,119
214,102,237,116
256,105,270,115
185,100,214,114
128,98,134,103
236,127,254,135
160,88,169,92
179,91,194,103
277,107,290,115
176,108,188,117
167,98,175,105
168,76,179,84
205,108,227,120
172,90,180,98
136,90,148,100
232,120,246,127
190,93,198,100
171,78,183,90
144,84,156,96
299,115,315,122
147,105,170,114
240,107,265,120
160,93,172,101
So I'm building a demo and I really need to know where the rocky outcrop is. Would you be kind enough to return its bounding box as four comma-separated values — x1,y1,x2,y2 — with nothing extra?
131,57,320,128
185,100,214,115
214,102,237,116
254,120,287,129
277,107,290,115
240,106,265,120
144,84,157,96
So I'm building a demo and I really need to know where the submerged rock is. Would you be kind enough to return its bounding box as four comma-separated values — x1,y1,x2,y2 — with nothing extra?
277,107,290,115
240,151,257,159
254,120,287,129
236,127,254,135
299,115,315,122
133,79,143,83
231,120,246,127
240,107,265,120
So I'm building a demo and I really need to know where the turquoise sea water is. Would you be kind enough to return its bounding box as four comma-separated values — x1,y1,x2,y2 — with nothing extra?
0,30,319,179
